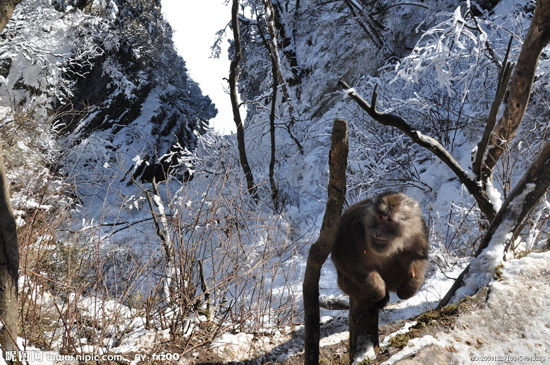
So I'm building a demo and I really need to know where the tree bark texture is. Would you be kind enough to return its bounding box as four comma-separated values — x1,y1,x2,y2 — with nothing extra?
349,299,379,362
303,118,348,365
481,0,550,179
472,37,514,180
0,147,19,356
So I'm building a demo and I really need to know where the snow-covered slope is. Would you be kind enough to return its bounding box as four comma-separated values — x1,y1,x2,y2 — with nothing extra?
386,251,550,365
1,0,550,362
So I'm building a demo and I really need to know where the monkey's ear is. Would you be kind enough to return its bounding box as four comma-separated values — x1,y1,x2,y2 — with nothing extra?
410,270,416,278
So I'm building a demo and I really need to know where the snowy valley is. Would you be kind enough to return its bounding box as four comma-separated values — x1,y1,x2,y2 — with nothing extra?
0,0,549,364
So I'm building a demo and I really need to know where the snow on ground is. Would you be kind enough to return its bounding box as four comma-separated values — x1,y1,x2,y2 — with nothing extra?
441,251,550,363
385,251,550,364
182,251,550,364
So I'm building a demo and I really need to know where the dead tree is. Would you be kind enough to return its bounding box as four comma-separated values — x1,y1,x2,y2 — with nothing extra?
340,0,550,308
303,118,348,365
342,0,384,48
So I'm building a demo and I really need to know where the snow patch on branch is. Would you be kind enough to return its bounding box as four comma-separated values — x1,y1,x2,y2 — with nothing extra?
343,87,357,98
485,179,503,212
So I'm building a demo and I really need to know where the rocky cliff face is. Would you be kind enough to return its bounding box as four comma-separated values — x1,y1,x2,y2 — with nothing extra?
0,0,216,184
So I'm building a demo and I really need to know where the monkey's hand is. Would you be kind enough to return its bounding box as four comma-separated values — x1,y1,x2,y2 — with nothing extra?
362,271,387,302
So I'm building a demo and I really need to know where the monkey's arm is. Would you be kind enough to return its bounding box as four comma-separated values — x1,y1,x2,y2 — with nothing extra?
337,266,388,303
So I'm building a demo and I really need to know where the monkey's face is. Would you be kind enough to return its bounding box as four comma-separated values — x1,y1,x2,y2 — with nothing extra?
369,213,403,254
366,193,418,255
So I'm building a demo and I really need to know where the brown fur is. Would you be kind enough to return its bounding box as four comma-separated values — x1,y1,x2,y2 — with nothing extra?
331,191,429,307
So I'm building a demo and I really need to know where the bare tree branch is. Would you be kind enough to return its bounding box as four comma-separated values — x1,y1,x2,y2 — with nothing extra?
473,37,514,179
439,138,550,308
269,48,280,210
339,80,497,221
437,0,550,307
342,0,384,48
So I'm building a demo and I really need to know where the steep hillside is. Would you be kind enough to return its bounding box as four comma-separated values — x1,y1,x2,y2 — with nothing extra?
0,0,216,184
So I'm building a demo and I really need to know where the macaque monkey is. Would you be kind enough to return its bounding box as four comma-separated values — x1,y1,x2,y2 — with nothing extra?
331,191,429,308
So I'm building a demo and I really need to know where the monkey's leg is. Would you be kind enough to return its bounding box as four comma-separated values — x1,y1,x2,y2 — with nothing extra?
349,297,379,360
396,259,427,299
338,269,388,305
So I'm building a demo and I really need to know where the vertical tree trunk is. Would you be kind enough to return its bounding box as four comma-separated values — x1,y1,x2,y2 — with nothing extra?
0,2,21,361
349,299,379,362
303,119,348,365
0,146,19,357
143,179,175,305
269,60,279,210
480,0,550,178
229,0,258,202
